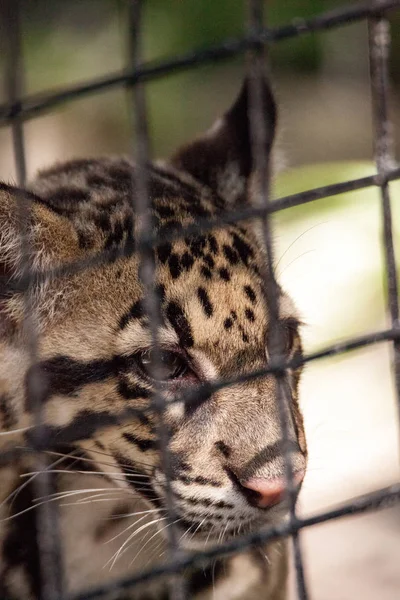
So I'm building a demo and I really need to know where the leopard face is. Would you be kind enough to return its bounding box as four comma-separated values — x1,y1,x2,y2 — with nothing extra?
0,77,307,552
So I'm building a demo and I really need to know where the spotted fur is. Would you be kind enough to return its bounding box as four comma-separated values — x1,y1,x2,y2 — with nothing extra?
0,77,307,599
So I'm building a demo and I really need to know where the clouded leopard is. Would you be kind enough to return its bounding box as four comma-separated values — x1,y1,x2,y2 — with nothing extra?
0,75,307,599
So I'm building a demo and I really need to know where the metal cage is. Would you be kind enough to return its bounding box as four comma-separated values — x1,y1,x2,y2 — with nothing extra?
0,1,400,599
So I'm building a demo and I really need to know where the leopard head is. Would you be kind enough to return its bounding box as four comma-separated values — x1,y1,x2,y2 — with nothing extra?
0,77,307,548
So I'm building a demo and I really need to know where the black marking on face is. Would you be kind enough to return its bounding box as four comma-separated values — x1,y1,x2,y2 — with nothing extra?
114,453,162,509
104,221,125,250
177,474,221,487
123,432,156,452
244,285,257,304
203,254,215,268
156,242,172,264
181,251,194,271
168,253,181,279
223,244,239,265
200,265,212,280
166,301,194,347
189,235,207,258
197,287,213,318
245,308,255,322
215,440,232,458
119,299,144,329
30,410,128,446
27,356,114,403
231,232,254,265
175,490,234,509
158,219,183,238
219,267,231,281
224,318,233,330
155,204,176,218
117,378,151,403
208,234,219,254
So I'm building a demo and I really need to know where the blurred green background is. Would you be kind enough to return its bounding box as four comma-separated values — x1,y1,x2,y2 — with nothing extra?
1,2,400,597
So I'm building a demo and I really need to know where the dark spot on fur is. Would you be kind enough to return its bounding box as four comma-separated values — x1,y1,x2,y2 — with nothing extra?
197,287,213,318
215,440,231,458
231,233,254,265
224,318,233,330
245,308,255,322
242,333,249,343
155,204,175,218
158,220,182,237
189,235,207,257
208,234,219,254
203,254,215,269
119,300,144,329
117,378,151,404
244,285,257,304
181,251,194,271
166,301,194,347
168,253,181,279
104,221,124,249
201,266,212,280
219,267,231,281
123,432,156,452
156,242,172,264
223,244,239,265
230,311,237,320
94,212,111,232
114,454,162,509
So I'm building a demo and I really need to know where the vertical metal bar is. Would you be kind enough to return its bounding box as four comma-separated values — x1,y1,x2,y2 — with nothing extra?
2,1,65,599
246,1,309,599
2,0,26,185
127,2,186,598
368,15,400,445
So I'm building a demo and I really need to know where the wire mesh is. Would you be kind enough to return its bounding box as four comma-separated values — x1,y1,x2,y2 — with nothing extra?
0,1,399,599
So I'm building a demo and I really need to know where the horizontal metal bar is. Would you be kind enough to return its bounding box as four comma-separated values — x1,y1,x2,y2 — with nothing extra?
0,0,399,126
68,480,400,599
2,166,400,296
0,325,395,462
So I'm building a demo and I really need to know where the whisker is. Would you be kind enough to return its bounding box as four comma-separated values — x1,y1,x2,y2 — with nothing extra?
0,426,32,436
107,516,168,569
128,518,183,567
275,221,327,271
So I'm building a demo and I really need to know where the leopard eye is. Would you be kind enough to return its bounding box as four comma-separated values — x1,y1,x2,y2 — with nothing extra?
138,349,189,381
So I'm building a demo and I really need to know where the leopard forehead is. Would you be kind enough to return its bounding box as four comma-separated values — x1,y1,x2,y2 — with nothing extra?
29,158,297,365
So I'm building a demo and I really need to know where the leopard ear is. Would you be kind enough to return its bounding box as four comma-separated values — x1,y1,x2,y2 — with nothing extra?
0,183,79,336
171,76,276,206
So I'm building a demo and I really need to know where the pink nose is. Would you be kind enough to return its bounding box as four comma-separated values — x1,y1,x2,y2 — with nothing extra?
241,470,305,509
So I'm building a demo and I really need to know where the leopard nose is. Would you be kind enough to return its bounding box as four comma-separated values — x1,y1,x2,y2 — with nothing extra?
241,470,305,509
